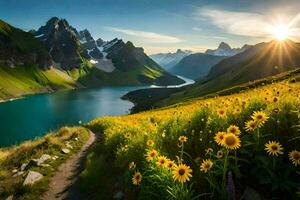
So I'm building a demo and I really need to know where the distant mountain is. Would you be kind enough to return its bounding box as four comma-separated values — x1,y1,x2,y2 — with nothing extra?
150,49,192,70
0,19,77,100
170,53,226,80
205,42,251,57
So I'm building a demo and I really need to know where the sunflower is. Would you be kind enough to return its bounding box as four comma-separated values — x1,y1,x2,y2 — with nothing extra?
217,108,226,118
146,139,154,147
244,120,258,132
178,136,188,144
214,132,226,146
146,149,159,161
222,133,241,150
264,141,283,156
217,150,224,158
289,150,300,166
128,161,136,170
251,111,269,127
200,159,213,173
166,160,176,169
172,164,192,183
227,125,241,135
132,171,142,185
156,156,168,167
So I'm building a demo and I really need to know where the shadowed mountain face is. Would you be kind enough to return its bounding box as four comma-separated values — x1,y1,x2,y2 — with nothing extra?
32,17,83,70
205,42,251,57
170,53,227,80
0,20,52,69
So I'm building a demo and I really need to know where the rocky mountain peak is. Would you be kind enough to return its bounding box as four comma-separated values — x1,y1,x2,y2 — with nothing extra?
218,42,232,51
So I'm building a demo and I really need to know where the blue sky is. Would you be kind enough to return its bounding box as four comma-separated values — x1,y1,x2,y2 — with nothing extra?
1,0,300,54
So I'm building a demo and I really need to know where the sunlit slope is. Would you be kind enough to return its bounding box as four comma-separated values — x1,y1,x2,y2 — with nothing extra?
0,65,77,100
83,68,300,199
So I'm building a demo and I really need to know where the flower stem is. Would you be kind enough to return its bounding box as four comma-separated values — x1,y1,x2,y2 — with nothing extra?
222,150,229,190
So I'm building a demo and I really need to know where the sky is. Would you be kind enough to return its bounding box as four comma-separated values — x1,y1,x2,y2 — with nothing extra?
1,0,300,54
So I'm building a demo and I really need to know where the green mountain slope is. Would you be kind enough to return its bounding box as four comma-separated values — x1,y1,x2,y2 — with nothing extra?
0,65,77,100
0,20,77,100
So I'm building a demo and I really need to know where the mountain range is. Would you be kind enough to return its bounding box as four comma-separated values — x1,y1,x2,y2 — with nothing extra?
150,49,192,70
0,18,183,100
126,40,300,108
205,42,251,57
169,53,227,80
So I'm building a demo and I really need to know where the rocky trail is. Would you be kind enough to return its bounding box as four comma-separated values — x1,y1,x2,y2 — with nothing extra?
42,131,97,200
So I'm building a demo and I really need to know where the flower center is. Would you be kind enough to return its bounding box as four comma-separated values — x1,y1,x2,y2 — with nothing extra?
178,169,185,175
293,153,300,160
271,145,278,151
225,136,236,146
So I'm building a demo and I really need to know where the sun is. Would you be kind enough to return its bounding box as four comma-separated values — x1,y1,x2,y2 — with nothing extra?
272,24,290,41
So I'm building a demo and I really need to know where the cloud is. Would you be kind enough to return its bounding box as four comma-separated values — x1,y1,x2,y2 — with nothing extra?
106,27,182,44
196,8,271,38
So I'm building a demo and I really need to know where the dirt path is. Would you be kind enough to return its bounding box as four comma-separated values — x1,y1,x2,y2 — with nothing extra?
42,131,97,200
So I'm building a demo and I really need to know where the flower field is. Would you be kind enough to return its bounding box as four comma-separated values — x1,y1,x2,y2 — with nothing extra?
83,77,300,199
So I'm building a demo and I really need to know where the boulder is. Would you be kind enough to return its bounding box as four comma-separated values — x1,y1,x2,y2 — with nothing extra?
62,148,70,154
36,154,51,166
23,171,43,186
20,159,36,171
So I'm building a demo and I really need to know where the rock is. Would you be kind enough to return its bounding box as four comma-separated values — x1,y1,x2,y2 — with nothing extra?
52,155,59,160
113,191,124,200
36,154,51,166
75,137,79,141
40,164,50,167
20,159,36,171
5,195,14,200
66,143,73,149
12,169,18,174
23,171,43,186
62,148,70,154
13,171,24,177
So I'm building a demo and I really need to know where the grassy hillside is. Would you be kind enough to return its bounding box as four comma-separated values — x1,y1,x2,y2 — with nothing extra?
0,65,77,100
0,127,90,200
79,70,300,199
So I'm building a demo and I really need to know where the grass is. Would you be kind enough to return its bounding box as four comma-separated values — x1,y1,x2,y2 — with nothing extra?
0,65,77,101
0,126,90,200
81,72,300,199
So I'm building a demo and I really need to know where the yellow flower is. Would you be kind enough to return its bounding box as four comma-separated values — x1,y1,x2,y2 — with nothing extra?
227,125,241,135
128,161,136,170
289,150,300,166
146,149,159,161
178,136,188,144
217,108,226,118
146,139,154,147
205,148,214,155
200,159,213,173
172,164,192,183
251,111,269,127
264,141,283,156
214,132,226,146
166,159,176,169
156,156,168,167
132,171,142,185
244,120,258,132
217,150,224,158
222,133,241,150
